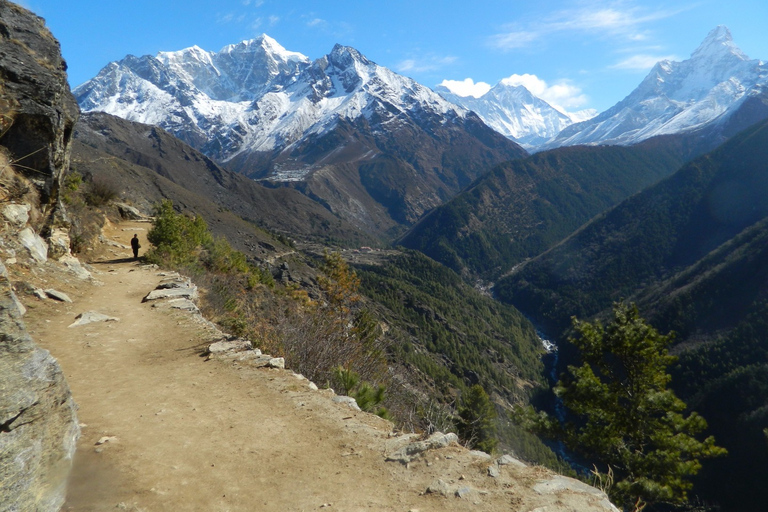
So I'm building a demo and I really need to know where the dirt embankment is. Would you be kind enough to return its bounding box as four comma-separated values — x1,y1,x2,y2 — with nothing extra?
22,221,617,512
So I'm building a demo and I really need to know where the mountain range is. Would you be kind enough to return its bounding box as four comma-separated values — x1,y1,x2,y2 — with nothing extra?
74,36,527,238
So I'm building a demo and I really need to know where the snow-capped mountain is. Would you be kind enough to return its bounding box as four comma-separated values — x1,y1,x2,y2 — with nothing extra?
549,26,768,148
435,81,595,149
75,35,313,159
75,35,526,233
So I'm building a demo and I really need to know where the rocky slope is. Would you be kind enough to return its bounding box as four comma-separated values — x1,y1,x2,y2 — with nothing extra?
548,26,768,149
74,36,527,237
72,111,375,247
0,2,79,510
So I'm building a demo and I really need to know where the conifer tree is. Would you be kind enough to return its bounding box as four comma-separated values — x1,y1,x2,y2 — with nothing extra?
458,384,498,453
520,303,725,510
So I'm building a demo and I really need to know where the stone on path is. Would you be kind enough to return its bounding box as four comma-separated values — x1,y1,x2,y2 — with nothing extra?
332,396,361,411
45,288,72,302
497,454,527,468
207,338,253,355
68,311,120,328
386,432,458,463
143,286,198,302
152,298,200,313
426,479,450,497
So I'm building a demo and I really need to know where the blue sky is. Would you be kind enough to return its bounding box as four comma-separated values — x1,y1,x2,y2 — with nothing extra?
23,0,768,113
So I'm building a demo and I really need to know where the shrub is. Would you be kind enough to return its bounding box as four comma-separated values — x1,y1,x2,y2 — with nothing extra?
84,175,119,206
146,200,213,266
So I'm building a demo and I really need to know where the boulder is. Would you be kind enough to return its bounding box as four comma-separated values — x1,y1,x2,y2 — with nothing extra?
2,203,30,227
116,202,150,221
533,475,620,511
18,227,48,263
47,227,71,260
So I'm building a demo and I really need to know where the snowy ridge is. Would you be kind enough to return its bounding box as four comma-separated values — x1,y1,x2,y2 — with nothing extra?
74,36,467,163
549,26,768,148
436,82,595,149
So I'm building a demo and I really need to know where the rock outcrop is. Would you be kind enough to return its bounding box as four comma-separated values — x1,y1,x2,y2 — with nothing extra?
0,0,78,213
0,260,79,512
0,2,81,510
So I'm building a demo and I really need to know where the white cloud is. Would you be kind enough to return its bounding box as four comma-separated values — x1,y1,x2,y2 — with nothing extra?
438,78,492,98
268,15,280,26
217,12,247,24
489,2,692,51
307,18,327,28
396,55,457,74
501,74,589,111
610,54,678,70
488,30,540,50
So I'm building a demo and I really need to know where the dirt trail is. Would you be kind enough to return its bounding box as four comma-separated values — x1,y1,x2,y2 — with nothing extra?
22,222,458,511
23,221,615,512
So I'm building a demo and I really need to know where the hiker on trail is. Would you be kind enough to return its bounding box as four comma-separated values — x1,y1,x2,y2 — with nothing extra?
131,234,140,259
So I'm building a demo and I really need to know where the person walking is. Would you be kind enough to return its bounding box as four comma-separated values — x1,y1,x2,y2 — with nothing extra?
131,234,141,259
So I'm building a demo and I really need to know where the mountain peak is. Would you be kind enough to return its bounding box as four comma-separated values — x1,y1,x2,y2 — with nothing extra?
328,44,370,67
220,34,309,63
691,25,747,62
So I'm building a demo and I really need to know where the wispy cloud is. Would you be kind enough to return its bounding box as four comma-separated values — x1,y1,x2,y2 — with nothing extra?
489,2,692,51
610,53,678,70
438,78,492,98
306,18,327,28
396,55,457,74
217,12,247,25
501,73,589,111
268,15,280,26
300,15,353,38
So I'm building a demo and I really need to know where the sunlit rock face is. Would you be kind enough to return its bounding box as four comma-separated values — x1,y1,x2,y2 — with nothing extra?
0,2,80,510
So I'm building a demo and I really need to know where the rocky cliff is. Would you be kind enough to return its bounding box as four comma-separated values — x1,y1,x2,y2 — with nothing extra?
0,2,80,511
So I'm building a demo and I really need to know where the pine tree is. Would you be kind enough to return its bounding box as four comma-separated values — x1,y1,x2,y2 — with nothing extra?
457,384,498,453
520,303,725,510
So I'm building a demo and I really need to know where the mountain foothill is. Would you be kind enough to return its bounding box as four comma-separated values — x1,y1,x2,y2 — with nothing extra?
26,14,768,512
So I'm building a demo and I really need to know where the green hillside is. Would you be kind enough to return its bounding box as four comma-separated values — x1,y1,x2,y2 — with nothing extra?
495,119,768,511
399,137,688,279
356,250,545,399
496,118,768,333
